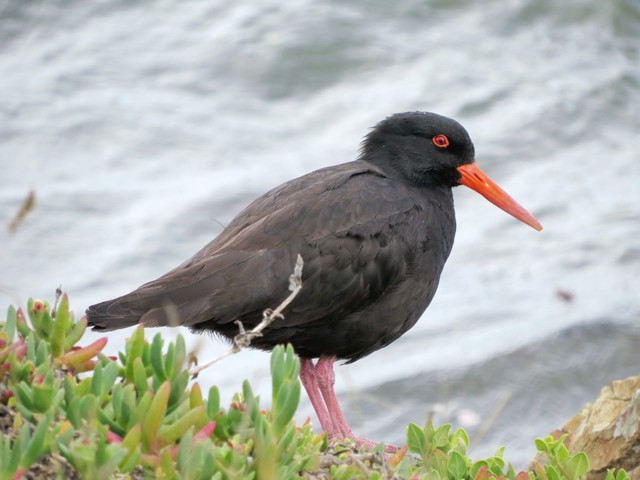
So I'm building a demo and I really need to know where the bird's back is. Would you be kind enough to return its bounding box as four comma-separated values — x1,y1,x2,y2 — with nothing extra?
86,160,456,361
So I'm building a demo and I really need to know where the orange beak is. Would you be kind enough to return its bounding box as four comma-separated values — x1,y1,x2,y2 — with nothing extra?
457,163,543,231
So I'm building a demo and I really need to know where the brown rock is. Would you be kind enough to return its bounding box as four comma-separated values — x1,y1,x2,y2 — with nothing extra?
553,375,640,479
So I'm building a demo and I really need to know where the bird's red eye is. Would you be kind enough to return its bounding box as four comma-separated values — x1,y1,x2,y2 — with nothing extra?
432,134,449,148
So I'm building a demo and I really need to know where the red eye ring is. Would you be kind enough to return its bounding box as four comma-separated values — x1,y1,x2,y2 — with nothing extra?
432,134,449,148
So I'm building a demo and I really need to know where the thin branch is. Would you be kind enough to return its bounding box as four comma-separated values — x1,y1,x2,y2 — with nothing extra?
51,286,62,318
470,390,512,448
189,254,304,377
8,189,36,233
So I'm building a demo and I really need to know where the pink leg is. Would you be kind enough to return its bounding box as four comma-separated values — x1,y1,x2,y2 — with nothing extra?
311,354,401,453
299,358,333,433
314,355,354,438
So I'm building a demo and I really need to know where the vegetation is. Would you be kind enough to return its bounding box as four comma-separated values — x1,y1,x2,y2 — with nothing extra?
0,294,630,479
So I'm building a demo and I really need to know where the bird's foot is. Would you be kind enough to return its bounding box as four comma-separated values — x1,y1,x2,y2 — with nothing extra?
328,433,403,454
353,436,404,454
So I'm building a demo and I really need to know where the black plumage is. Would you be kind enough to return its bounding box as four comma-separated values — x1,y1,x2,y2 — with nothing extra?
87,112,474,362
87,111,542,448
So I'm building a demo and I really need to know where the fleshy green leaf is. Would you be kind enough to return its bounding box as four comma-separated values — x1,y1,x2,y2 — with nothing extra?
158,406,206,446
62,337,107,371
207,386,220,419
433,423,452,449
22,411,53,467
546,465,561,480
64,316,87,350
447,451,467,480
5,305,17,340
133,357,150,396
407,422,427,457
565,452,589,480
142,381,171,451
616,470,631,480
190,382,204,410
50,293,70,357
149,334,166,381
125,325,145,380
16,308,31,339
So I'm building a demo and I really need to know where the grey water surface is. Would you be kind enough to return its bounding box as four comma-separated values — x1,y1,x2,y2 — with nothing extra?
1,0,639,466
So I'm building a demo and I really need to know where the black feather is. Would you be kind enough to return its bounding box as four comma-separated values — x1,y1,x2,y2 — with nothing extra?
87,112,469,362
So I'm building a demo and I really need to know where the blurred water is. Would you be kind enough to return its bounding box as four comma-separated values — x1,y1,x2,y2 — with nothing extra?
1,0,639,466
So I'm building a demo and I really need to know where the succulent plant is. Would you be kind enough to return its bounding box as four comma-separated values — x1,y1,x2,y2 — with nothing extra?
0,294,631,480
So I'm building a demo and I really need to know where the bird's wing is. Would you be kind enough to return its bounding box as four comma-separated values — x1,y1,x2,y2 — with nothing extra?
87,161,433,331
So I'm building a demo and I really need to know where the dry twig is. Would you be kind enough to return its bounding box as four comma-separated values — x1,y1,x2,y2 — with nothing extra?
189,254,304,377
470,390,512,447
8,190,36,233
51,287,63,318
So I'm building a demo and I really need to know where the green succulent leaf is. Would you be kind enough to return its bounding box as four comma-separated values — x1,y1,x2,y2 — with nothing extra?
133,357,150,396
168,370,190,411
158,405,206,446
22,411,54,468
616,470,631,480
452,427,470,451
565,452,589,480
142,381,171,451
149,333,167,381
546,465,562,480
5,305,17,340
173,334,187,373
407,422,427,457
64,316,87,351
62,337,107,371
447,450,468,480
125,325,145,379
118,425,142,472
28,298,53,339
176,430,194,473
15,307,32,339
433,423,452,450
50,293,70,357
207,386,221,419
190,382,204,409
0,293,609,480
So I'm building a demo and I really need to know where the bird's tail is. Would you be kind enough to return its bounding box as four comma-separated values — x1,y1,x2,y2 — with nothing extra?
85,297,142,331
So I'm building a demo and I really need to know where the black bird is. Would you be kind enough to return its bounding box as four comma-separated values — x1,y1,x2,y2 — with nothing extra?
87,112,542,450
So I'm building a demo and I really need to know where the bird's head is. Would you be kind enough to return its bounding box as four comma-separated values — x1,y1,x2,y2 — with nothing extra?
361,111,542,231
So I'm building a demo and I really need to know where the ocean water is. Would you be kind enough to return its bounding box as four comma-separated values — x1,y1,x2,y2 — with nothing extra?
1,0,639,465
